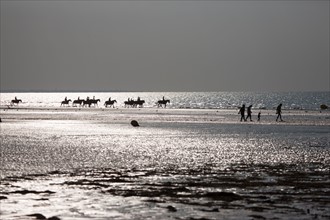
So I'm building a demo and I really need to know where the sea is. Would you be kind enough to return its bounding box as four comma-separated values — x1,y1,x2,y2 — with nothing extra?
0,91,329,220
1,91,329,110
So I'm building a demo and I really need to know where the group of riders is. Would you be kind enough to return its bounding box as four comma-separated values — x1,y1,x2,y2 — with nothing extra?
60,96,170,108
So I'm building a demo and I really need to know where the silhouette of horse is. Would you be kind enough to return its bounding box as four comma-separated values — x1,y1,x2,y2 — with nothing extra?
157,99,170,108
134,100,145,108
83,99,100,107
124,100,145,108
124,100,134,108
104,100,117,108
61,99,72,106
72,99,85,107
11,99,22,105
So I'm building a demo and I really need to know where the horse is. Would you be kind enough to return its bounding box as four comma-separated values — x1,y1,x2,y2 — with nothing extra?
104,100,117,108
11,99,22,105
157,99,170,108
124,100,144,108
72,99,85,107
134,100,145,108
61,99,72,106
124,100,134,108
83,99,100,107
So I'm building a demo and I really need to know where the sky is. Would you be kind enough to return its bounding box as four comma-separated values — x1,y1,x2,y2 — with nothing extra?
1,0,329,92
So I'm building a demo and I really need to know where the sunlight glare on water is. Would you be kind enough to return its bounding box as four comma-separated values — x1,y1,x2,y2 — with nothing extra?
1,116,329,178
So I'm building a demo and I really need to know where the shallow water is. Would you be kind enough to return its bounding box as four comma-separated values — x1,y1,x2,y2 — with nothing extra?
0,108,329,219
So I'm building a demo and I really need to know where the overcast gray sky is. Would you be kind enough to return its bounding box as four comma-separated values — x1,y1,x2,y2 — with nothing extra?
1,0,329,92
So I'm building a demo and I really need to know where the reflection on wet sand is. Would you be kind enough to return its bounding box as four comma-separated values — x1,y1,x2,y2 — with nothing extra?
0,108,329,219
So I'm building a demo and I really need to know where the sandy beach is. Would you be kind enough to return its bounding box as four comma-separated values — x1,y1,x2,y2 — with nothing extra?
1,107,329,219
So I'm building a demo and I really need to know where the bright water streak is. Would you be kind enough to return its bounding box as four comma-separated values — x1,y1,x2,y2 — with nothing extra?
1,91,329,110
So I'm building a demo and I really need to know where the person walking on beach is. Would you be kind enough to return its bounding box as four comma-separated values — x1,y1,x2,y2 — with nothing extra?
246,105,253,121
238,104,246,122
276,103,283,122
257,112,261,121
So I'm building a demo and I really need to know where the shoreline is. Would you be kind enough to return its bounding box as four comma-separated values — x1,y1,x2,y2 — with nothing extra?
1,105,330,126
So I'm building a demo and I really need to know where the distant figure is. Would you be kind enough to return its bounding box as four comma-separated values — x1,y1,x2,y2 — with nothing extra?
137,97,141,101
163,96,165,101
78,97,80,100
108,97,111,101
93,96,95,100
11,97,22,105
238,104,246,122
246,105,253,121
87,96,90,101
257,112,261,121
64,97,67,102
276,103,283,122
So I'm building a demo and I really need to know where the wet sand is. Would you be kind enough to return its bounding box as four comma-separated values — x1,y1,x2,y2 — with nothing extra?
1,107,329,219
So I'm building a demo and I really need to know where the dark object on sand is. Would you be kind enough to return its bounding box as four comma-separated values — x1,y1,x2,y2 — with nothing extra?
26,213,61,220
48,216,61,220
166,205,177,212
131,120,139,127
320,104,328,110
204,192,242,202
27,213,47,219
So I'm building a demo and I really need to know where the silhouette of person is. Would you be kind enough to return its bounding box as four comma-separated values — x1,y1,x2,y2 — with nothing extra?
65,97,67,101
238,104,246,122
276,103,283,122
246,105,253,121
137,97,140,101
257,112,261,121
93,96,95,100
15,96,17,100
108,97,111,101
163,96,165,101
87,96,90,101
78,97,80,100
